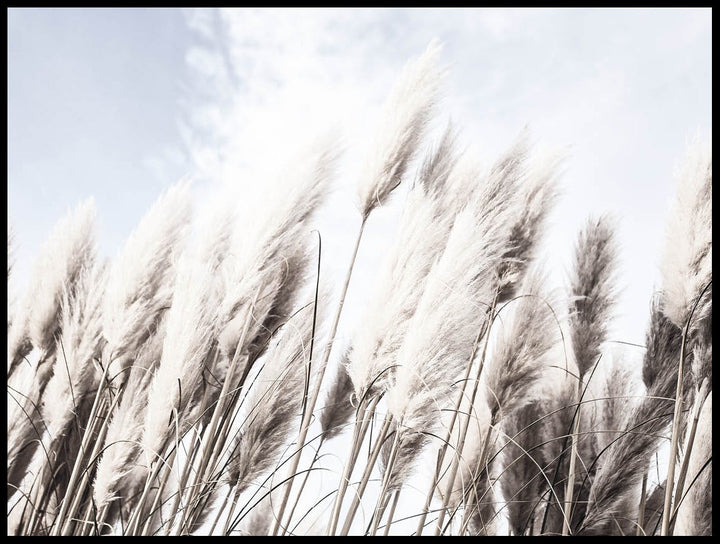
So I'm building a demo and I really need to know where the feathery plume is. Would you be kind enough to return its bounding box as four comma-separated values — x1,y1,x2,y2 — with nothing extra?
690,337,711,395
357,39,444,217
8,199,96,377
202,238,311,429
386,207,500,423
7,200,97,497
195,196,237,275
228,300,319,492
349,153,458,398
474,270,563,535
92,332,163,513
216,141,336,368
660,139,712,337
141,255,219,461
7,353,44,498
42,261,107,441
182,198,238,425
495,146,562,302
567,215,618,378
102,181,191,375
27,200,96,357
500,398,558,535
580,303,683,534
485,268,561,421
526,374,577,536
383,206,506,487
381,140,552,497
559,215,618,532
416,122,459,205
594,351,641,453
12,262,110,528
320,349,356,441
239,492,274,536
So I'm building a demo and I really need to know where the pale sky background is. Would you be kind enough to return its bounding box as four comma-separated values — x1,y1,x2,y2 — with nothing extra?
8,8,711,349
6,7,712,534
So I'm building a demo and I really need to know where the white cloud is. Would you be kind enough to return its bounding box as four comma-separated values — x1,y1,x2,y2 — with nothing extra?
177,8,710,351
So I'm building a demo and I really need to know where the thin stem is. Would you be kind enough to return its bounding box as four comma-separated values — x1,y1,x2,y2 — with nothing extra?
415,318,490,536
434,296,497,535
382,488,401,536
660,327,688,536
177,298,258,535
180,398,240,534
59,396,115,536
140,448,177,535
326,395,376,535
562,380,583,535
271,218,367,536
636,474,648,536
51,361,112,535
339,413,393,536
415,448,445,536
670,379,708,534
280,438,325,535
220,482,243,536
368,429,401,535
126,459,164,535
164,369,219,533
460,426,494,535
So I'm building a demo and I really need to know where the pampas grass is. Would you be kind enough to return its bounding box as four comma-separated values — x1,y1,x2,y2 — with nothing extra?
8,198,96,378
141,256,219,463
568,215,618,378
579,303,682,535
228,299,321,496
356,39,444,218
42,262,107,443
485,269,561,421
7,199,98,503
6,42,711,537
660,140,712,338
348,133,459,400
102,182,191,377
320,350,356,441
673,390,712,536
92,333,163,519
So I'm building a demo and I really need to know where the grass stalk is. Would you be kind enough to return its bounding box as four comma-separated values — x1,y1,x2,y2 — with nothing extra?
669,378,708,534
434,296,497,535
415,317,490,535
660,327,688,536
326,395,377,534
139,448,177,535
59,393,118,536
175,299,258,534
636,474,648,536
280,439,325,535
339,412,393,535
51,361,113,536
457,423,493,535
272,218,367,535
367,428,401,535
562,380,583,535
382,488,401,536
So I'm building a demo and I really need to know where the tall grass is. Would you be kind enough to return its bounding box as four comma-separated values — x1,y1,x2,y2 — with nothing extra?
6,44,711,536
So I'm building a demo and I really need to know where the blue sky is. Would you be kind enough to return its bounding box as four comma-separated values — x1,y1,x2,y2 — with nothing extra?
8,8,712,349
8,8,192,255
